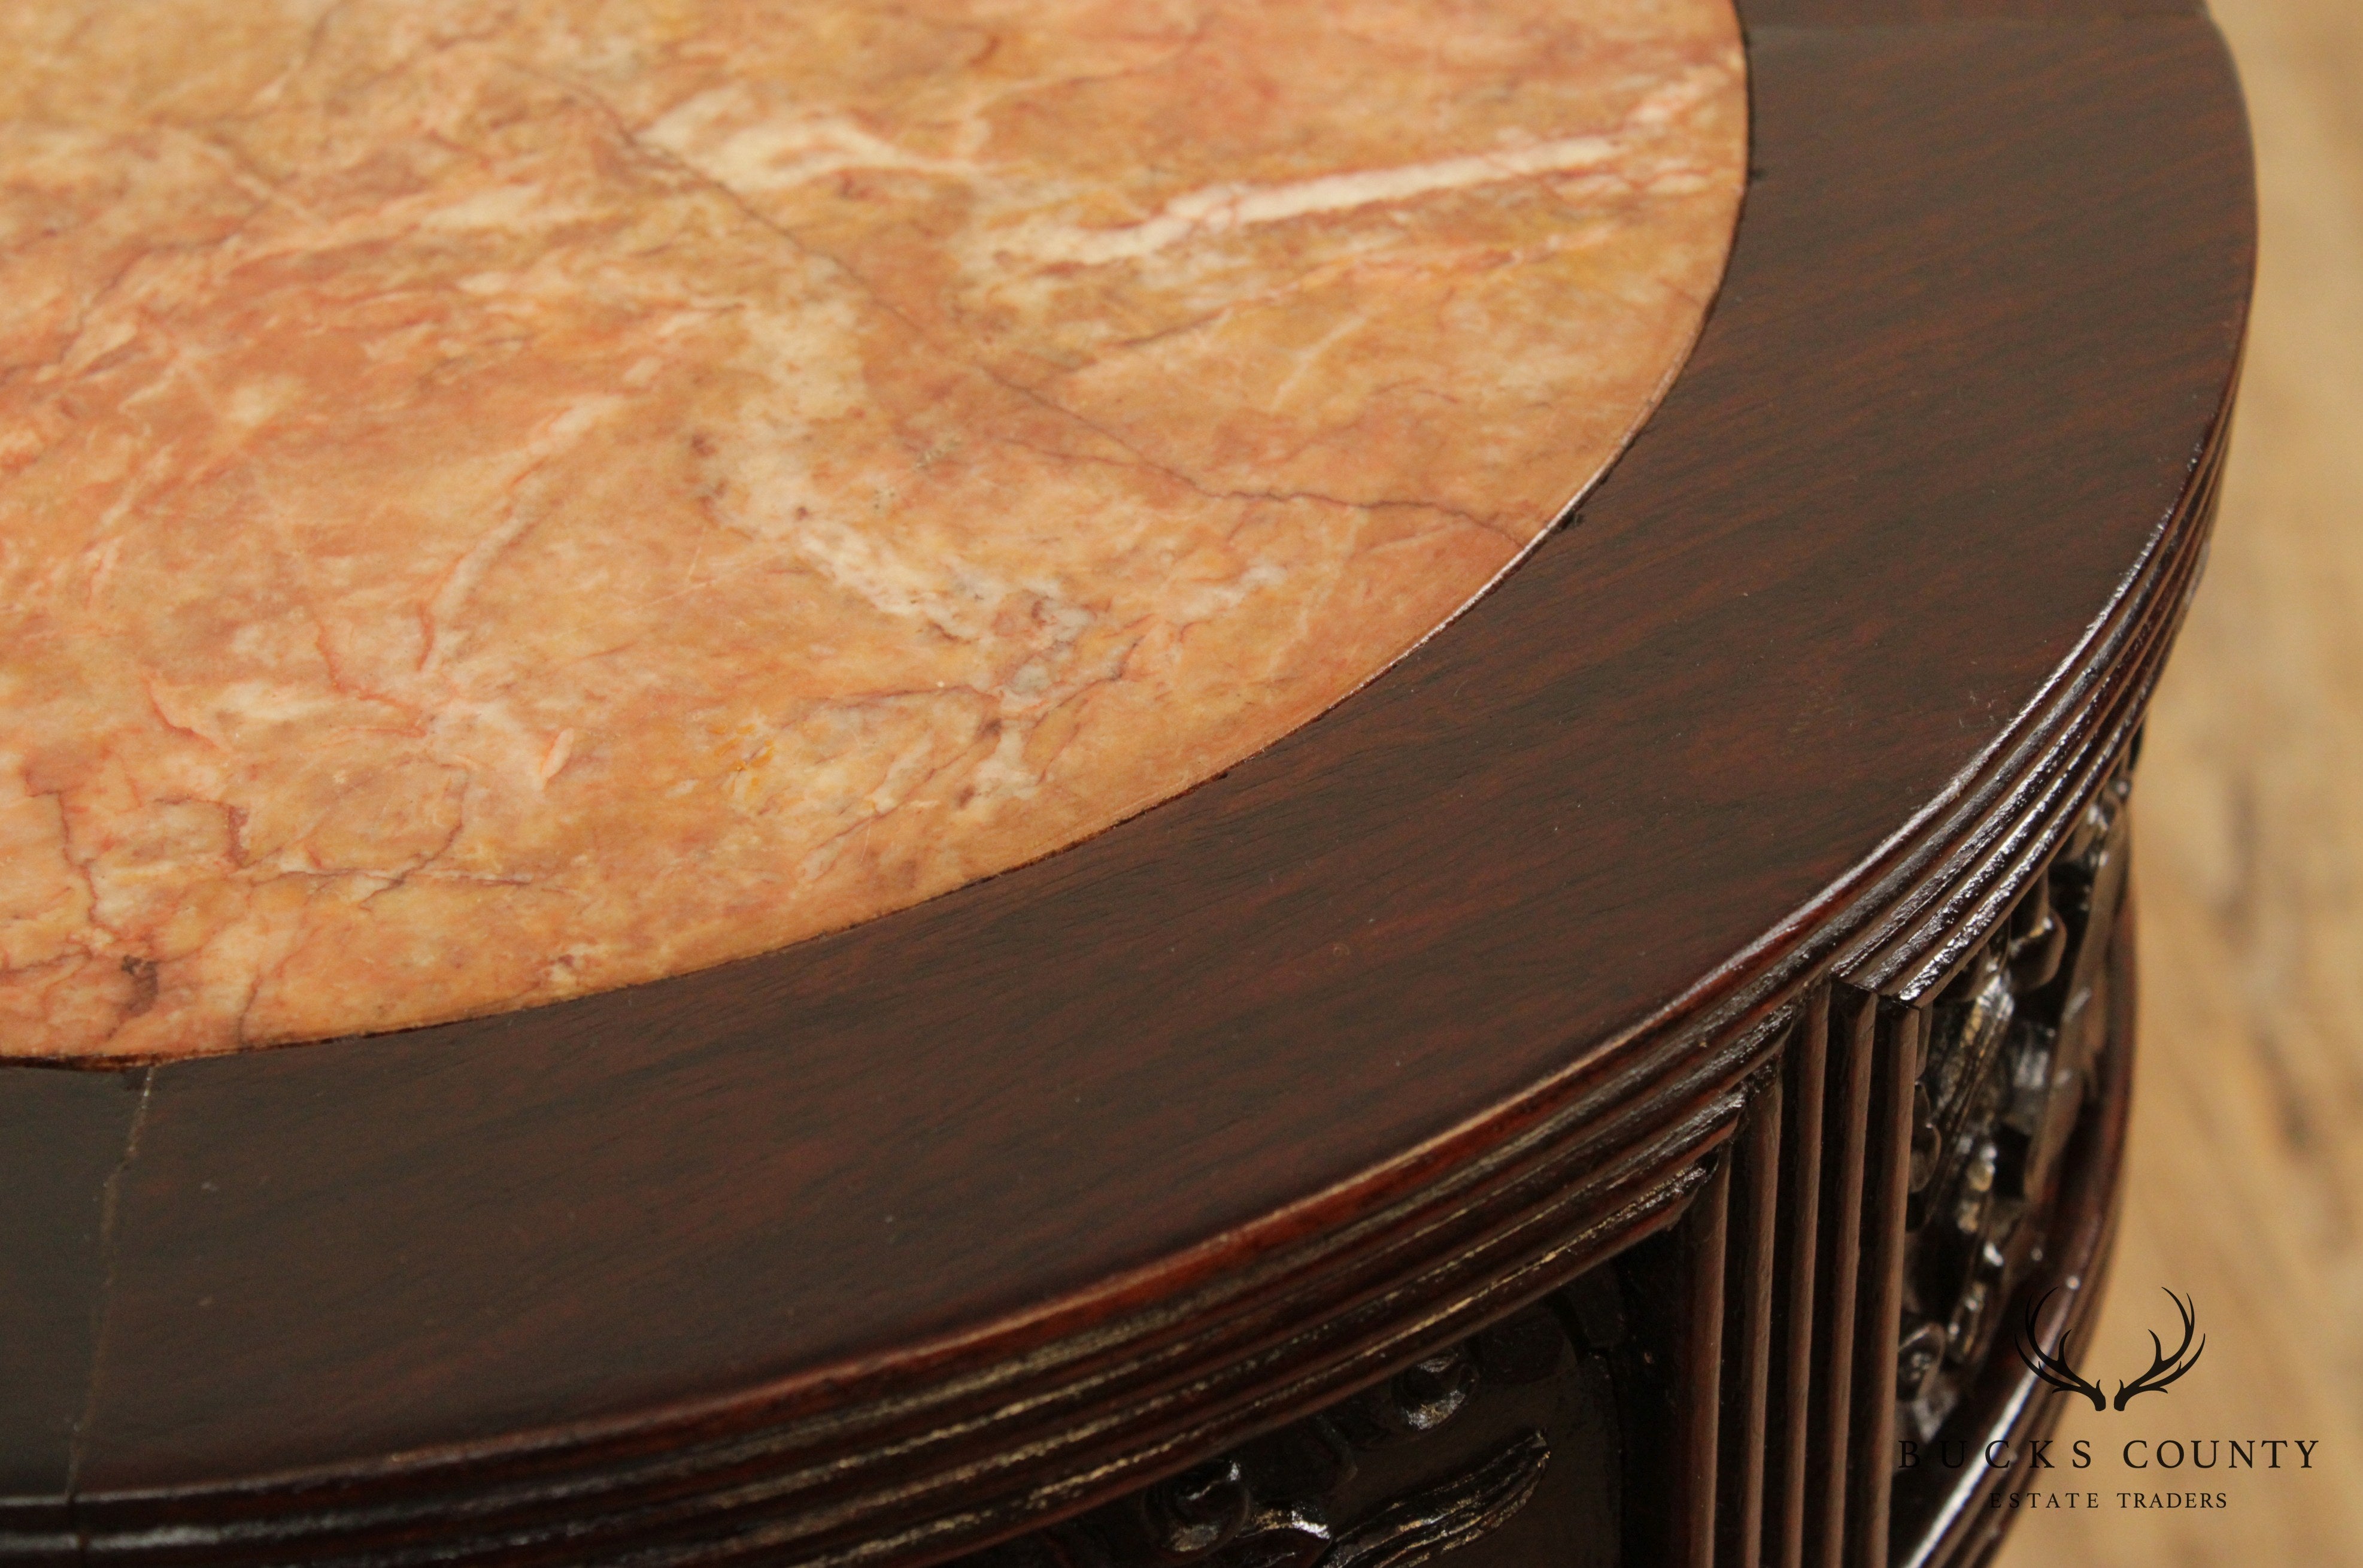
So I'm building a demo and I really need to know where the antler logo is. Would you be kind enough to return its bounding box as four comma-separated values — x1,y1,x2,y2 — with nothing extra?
2114,1287,2206,1410
2015,1288,2106,1411
2013,1287,2207,1413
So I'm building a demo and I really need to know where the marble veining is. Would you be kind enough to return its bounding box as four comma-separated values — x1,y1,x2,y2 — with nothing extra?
0,0,1744,1059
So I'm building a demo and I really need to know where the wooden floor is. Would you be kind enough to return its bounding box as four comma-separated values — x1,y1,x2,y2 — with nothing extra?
1997,0,2363,1562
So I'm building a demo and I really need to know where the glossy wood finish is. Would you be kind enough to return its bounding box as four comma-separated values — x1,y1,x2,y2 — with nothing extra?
1716,1081,1784,1568
1849,1011,1919,1565
1534,776,2147,1568
1763,993,1832,1568
955,803,2140,1568
950,1294,1627,1568
952,786,2152,1568
1807,1002,1876,1568
0,1071,143,1546
0,1,2251,1564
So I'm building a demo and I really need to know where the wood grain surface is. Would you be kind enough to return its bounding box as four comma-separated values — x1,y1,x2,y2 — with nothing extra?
0,4,2257,1564
2000,0,2363,1561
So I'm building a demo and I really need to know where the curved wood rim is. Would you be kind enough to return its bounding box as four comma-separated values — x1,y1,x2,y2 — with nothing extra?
0,2,2251,1564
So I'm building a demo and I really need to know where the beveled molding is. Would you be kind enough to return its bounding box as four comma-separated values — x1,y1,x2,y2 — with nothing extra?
0,1,2251,1565
949,769,2142,1568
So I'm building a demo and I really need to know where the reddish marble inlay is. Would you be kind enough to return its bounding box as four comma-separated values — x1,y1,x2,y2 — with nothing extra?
0,0,1745,1059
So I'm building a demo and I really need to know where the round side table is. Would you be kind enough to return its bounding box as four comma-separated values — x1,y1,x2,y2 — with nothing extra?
0,2,2250,1567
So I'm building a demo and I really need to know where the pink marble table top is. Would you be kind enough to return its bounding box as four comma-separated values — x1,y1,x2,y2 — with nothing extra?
0,0,1745,1060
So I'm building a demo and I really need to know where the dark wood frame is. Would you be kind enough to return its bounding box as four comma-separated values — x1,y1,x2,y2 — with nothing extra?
0,1,2251,1564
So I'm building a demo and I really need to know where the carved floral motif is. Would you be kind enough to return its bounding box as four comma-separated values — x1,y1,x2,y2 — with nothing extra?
1895,761,2133,1442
